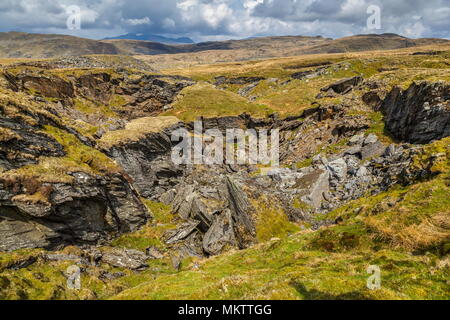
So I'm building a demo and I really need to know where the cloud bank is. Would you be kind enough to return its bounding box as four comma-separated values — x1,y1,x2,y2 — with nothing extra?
0,0,448,41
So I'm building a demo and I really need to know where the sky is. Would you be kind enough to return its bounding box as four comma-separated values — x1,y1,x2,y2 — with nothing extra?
0,0,449,42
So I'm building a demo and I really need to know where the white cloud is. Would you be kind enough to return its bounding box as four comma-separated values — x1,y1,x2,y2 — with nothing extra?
243,0,264,11
202,3,233,28
401,21,427,38
177,0,198,11
163,18,176,29
0,0,448,41
122,17,151,26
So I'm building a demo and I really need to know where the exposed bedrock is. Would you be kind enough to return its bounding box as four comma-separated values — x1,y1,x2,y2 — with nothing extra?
102,122,186,200
381,81,449,144
3,68,195,119
1,73,448,259
0,172,149,252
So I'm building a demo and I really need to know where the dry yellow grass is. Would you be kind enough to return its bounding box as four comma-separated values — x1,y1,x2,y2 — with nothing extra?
146,43,450,74
99,116,180,148
0,127,21,142
367,210,450,251
154,43,450,118
0,58,38,66
162,82,272,121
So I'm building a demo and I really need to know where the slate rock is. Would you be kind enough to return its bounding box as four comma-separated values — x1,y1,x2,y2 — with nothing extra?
381,82,450,144
321,76,363,94
100,248,148,270
361,141,386,159
165,220,200,245
327,159,348,182
203,210,236,256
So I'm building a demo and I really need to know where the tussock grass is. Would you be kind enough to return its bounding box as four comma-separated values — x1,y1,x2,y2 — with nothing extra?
2,125,121,184
160,44,449,120
99,116,180,148
162,83,272,121
112,230,449,300
0,127,21,142
252,198,300,242
111,200,177,251
364,178,450,251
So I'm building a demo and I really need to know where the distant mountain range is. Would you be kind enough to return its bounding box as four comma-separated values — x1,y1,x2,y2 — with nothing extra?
0,31,448,59
103,33,194,44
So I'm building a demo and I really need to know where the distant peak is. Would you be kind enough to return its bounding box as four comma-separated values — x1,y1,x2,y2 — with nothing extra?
103,33,195,44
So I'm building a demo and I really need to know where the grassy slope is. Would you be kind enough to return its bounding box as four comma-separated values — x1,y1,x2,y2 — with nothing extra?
161,83,273,122
109,138,449,300
111,49,450,300
4,32,448,60
5,169,447,301
162,45,450,119
0,46,449,300
0,201,178,300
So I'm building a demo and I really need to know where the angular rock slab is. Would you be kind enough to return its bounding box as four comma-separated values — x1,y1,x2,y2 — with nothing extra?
321,76,363,94
100,248,148,270
382,82,450,144
203,210,236,256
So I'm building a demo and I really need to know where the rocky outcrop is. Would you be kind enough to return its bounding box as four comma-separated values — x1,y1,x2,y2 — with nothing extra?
101,118,185,199
3,68,195,122
5,72,74,99
120,75,194,118
202,210,236,255
225,177,255,248
277,105,371,165
215,76,265,86
99,247,149,270
0,118,65,170
237,82,259,98
0,172,149,252
75,73,117,104
320,76,363,95
381,82,449,144
240,124,446,229
157,169,257,258
19,246,153,271
291,67,328,80
0,102,150,252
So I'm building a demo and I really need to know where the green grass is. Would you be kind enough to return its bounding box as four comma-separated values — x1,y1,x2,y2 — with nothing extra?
111,138,449,300
253,200,300,242
98,116,180,148
109,95,128,111
1,125,120,184
112,230,449,300
74,98,117,118
161,83,273,121
320,177,449,253
295,158,313,169
111,200,177,251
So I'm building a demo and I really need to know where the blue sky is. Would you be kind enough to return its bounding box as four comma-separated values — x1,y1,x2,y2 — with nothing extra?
0,0,449,41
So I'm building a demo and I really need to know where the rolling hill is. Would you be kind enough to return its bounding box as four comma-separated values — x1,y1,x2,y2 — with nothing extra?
0,32,119,58
104,33,194,44
0,31,448,60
